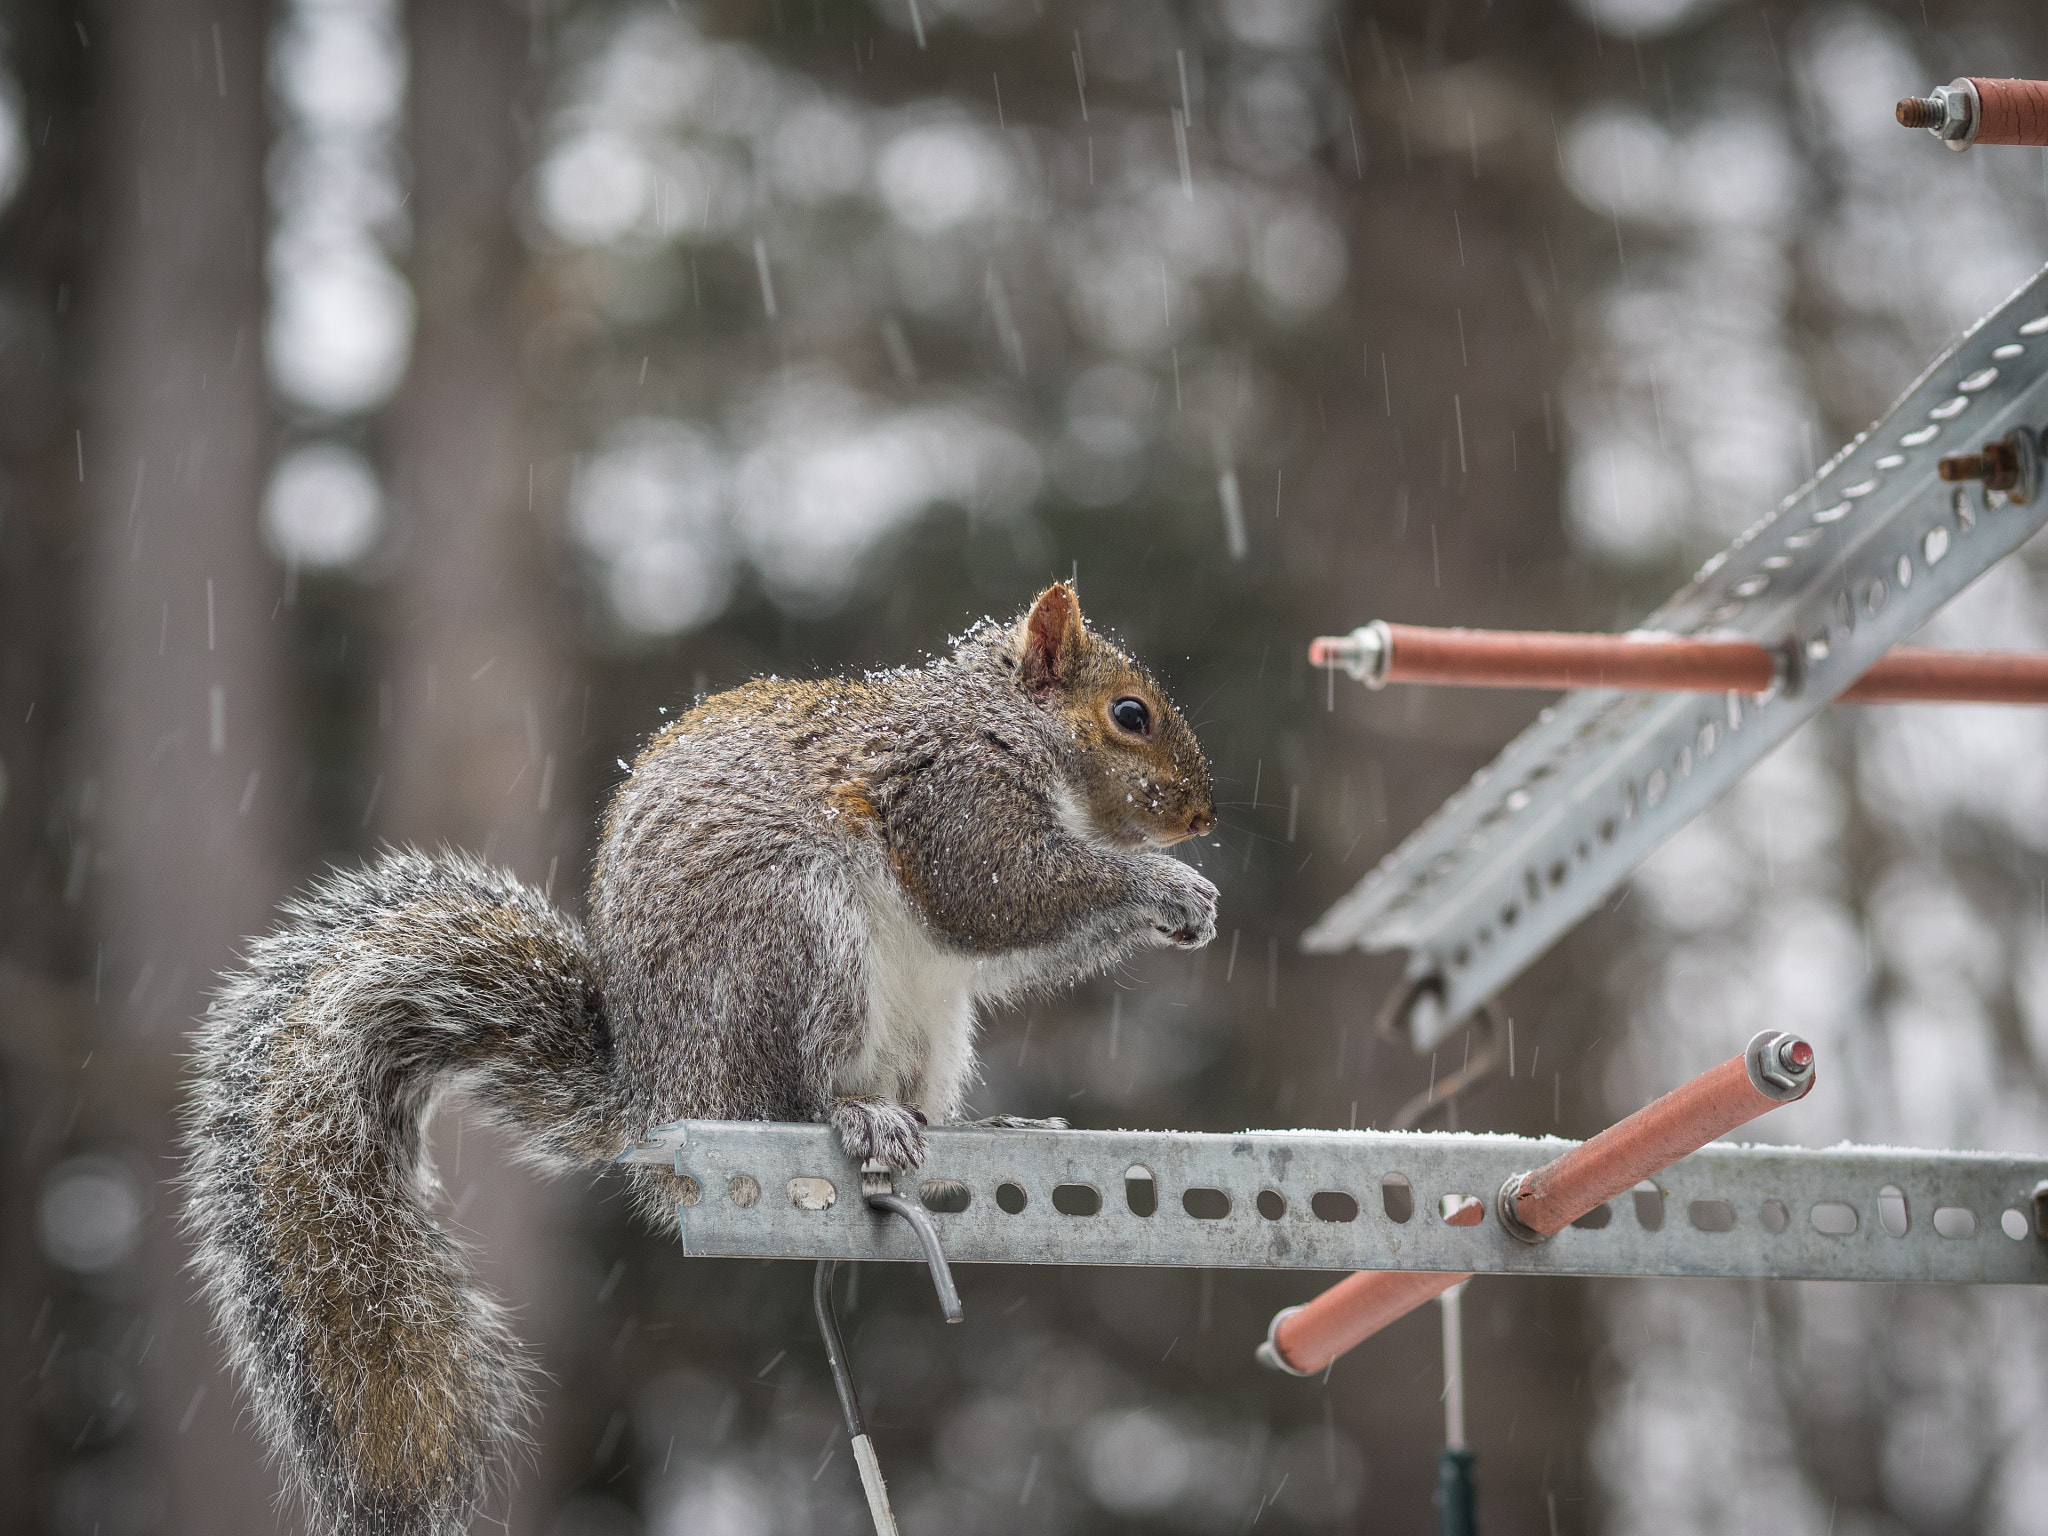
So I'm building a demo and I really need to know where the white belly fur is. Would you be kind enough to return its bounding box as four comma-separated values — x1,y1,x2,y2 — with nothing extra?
834,865,982,1120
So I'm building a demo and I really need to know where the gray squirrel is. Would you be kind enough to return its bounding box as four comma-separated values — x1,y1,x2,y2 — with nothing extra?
181,584,1219,1536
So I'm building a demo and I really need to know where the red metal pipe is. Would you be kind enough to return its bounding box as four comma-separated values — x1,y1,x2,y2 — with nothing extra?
1898,78,2048,147
1259,1272,1465,1378
1308,623,2048,705
1968,78,2048,145
1498,1037,1812,1239
1321,623,1777,693
1837,648,2048,704
1258,1032,1815,1377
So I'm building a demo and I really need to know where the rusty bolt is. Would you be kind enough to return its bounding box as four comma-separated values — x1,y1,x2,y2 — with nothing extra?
1899,81,1980,147
1938,440,2021,490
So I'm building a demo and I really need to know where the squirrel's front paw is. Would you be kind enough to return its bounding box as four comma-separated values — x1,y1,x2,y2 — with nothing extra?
829,1095,928,1172
1146,864,1218,949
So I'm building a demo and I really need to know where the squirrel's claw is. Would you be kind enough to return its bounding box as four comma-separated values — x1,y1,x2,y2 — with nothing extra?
829,1095,928,1172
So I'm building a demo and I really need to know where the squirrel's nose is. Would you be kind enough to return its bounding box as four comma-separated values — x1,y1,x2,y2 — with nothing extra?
1186,808,1216,837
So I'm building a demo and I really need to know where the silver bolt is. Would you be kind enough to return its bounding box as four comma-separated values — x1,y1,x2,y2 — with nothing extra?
1746,1030,1816,1100
1308,621,1391,687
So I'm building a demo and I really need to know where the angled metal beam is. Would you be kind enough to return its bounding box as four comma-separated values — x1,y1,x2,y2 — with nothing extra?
1303,263,2048,1047
620,1121,2048,1286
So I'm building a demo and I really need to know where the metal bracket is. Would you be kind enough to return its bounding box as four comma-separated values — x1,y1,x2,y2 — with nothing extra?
619,1121,2048,1286
1305,262,2048,1046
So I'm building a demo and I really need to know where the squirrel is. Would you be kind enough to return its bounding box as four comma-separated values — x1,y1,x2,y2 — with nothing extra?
180,583,1218,1536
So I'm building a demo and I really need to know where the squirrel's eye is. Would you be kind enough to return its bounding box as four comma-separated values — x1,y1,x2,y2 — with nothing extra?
1110,697,1151,736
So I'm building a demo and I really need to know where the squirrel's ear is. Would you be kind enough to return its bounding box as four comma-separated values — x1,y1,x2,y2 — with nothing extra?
1020,582,1084,692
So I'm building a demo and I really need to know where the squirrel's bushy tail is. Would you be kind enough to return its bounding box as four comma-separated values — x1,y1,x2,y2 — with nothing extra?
182,849,623,1536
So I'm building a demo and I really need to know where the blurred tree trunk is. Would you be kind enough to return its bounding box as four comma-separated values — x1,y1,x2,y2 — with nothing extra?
80,0,298,1530
0,9,96,1529
0,0,91,968
382,2,580,1529
384,2,572,886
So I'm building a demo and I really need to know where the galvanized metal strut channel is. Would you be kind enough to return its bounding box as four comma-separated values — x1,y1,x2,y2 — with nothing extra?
619,1121,2048,1286
1304,263,2048,1048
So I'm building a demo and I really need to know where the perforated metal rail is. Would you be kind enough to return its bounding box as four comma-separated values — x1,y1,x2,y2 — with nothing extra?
619,1122,2048,1285
1305,262,2048,1047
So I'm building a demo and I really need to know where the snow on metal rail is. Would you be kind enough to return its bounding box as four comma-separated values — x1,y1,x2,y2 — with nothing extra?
1304,261,2048,1047
620,1120,2048,1286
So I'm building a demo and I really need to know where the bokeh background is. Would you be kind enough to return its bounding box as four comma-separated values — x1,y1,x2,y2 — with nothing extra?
4,0,2048,1531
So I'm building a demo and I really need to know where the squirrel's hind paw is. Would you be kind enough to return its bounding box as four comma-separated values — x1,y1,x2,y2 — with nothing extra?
964,1114,1070,1130
829,1095,928,1171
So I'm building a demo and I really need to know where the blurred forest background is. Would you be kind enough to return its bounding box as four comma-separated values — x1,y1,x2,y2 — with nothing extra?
3,0,2048,1532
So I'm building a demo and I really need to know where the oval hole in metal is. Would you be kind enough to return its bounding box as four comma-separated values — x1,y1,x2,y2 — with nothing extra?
919,1179,971,1214
1440,1194,1485,1227
1310,1190,1358,1223
1932,1206,1977,1239
1256,1189,1287,1221
1051,1183,1101,1217
1124,1165,1157,1217
1687,1199,1736,1232
1381,1173,1413,1224
1182,1187,1231,1220
1570,1202,1612,1230
2002,1208,2030,1240
728,1173,761,1209
1878,1185,1909,1237
1810,1202,1858,1236
1632,1182,1665,1231
1760,1199,1790,1234
995,1181,1028,1215
787,1176,837,1212
675,1175,702,1208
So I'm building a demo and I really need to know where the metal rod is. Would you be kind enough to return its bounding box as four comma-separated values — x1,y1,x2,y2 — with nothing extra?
1499,1031,1814,1242
1311,622,1777,694
810,1179,964,1536
1440,1280,1467,1451
1899,77,2048,148
1257,1032,1815,1376
1257,1271,1465,1376
1309,622,2048,704
865,1190,964,1323
813,1261,900,1536
1835,647,2048,704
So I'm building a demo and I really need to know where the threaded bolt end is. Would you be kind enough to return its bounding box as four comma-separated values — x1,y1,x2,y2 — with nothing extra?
1897,95,1944,129
1941,441,2021,489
